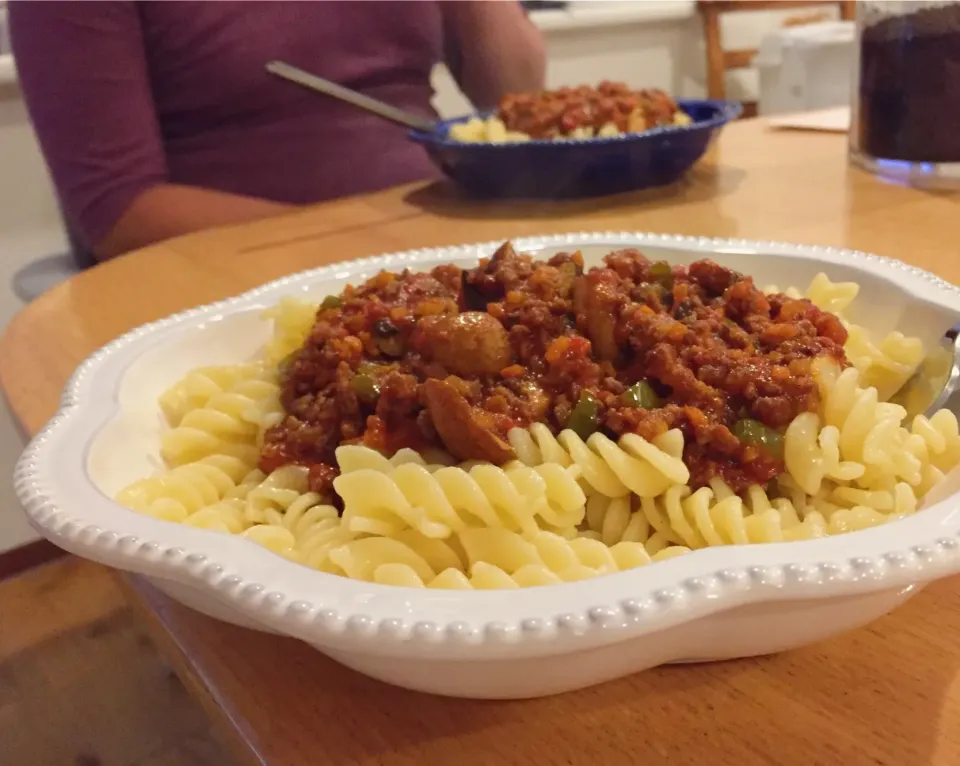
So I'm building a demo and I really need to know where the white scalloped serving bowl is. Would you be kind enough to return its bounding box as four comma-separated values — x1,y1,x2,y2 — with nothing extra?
15,232,960,699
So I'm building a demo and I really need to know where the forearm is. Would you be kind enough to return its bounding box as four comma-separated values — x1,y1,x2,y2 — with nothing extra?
95,183,296,261
443,1,546,110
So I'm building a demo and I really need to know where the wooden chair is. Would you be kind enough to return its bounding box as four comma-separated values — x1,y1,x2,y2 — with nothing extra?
697,1,856,117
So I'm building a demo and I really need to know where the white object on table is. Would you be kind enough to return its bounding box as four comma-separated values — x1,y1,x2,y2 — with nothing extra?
765,106,850,133
754,20,855,117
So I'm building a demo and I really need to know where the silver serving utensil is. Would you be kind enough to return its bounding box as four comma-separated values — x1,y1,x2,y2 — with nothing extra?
889,322,960,420
266,60,438,133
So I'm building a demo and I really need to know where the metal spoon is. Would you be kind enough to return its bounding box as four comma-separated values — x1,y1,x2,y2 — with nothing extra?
265,60,438,133
889,322,960,420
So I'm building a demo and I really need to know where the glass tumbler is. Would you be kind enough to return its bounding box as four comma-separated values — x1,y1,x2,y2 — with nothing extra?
850,1,960,189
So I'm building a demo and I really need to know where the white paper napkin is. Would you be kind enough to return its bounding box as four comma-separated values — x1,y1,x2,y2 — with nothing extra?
765,106,851,133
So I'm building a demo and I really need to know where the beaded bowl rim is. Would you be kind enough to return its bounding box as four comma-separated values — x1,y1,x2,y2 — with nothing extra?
14,231,960,659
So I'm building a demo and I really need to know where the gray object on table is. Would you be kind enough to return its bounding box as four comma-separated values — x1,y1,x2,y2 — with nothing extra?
265,60,437,133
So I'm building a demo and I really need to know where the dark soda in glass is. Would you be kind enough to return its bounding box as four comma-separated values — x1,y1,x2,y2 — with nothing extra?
857,3,960,163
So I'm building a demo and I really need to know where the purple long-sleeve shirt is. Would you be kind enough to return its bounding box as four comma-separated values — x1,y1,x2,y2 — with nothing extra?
9,1,445,250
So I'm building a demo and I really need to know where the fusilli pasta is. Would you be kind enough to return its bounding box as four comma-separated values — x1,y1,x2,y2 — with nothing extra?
158,363,264,426
638,479,913,549
807,360,928,489
260,297,319,364
329,528,690,589
508,424,687,499
117,264,960,592
159,364,281,467
334,457,586,539
117,454,252,525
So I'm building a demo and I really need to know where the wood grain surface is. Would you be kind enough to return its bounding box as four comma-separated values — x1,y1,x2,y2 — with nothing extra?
3,118,960,765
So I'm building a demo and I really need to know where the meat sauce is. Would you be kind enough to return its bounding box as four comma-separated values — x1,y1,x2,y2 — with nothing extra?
261,244,848,498
497,81,682,139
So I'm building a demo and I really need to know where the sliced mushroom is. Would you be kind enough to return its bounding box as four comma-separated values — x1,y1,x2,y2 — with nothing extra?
460,271,488,311
573,275,620,361
412,312,512,377
553,259,580,299
460,241,520,309
422,378,515,463
688,260,739,296
489,240,518,266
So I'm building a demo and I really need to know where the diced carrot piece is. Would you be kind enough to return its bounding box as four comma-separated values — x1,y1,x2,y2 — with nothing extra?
545,337,571,363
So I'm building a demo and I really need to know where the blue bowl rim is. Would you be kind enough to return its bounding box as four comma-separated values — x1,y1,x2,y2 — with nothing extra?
408,99,742,149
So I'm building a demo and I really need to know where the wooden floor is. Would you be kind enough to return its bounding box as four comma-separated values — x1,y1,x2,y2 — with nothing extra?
0,556,236,766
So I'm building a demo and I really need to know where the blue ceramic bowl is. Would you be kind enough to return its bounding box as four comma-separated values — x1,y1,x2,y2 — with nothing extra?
409,99,742,200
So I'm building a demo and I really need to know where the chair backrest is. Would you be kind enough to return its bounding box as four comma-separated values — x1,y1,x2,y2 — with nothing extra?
697,0,856,115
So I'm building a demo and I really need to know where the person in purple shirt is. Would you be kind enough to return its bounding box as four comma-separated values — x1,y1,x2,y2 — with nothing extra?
9,1,545,262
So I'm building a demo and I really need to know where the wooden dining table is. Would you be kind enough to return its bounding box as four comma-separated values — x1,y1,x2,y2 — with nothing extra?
4,118,960,765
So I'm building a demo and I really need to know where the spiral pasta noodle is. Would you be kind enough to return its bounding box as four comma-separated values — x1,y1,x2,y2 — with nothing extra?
640,478,916,549
335,445,455,475
240,465,333,526
783,411,868,496
160,367,282,467
581,494,647,545
116,454,252,525
639,484,789,548
448,116,532,144
243,486,346,568
801,273,925,399
508,423,687,499
783,360,949,495
909,409,960,465
158,363,265,427
802,272,860,315
334,457,587,540
579,494,684,556
193,463,352,567
774,471,920,518
328,528,691,589
260,297,320,364
764,272,858,313
844,326,925,403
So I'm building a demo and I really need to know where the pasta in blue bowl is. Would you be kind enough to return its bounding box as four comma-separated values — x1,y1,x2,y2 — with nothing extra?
409,99,742,200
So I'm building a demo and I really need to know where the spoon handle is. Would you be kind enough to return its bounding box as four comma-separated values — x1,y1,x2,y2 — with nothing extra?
266,60,437,133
